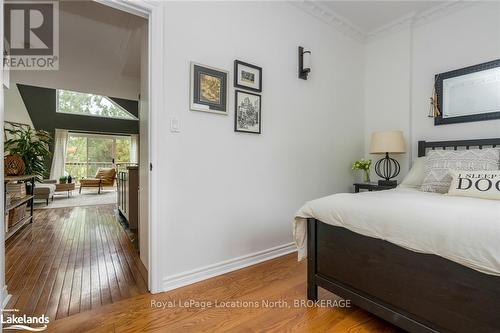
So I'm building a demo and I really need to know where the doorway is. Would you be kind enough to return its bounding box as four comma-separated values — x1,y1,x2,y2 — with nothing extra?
1,0,158,323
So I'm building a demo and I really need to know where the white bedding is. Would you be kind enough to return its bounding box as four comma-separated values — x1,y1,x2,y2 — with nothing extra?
294,187,500,276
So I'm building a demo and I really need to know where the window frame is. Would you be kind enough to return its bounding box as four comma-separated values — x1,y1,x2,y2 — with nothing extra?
65,132,133,179
56,89,139,121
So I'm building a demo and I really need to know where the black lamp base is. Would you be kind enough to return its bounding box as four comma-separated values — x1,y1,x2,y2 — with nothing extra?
378,179,397,186
374,152,401,187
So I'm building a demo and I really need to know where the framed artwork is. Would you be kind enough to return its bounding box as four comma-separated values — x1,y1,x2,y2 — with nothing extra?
235,90,261,134
190,62,228,115
234,60,262,93
4,121,30,141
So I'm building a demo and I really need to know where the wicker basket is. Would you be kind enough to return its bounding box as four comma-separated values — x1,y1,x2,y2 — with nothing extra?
6,182,26,199
8,203,27,227
4,155,25,176
5,193,13,207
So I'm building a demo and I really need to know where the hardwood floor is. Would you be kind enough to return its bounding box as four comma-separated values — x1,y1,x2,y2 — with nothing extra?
5,204,148,321
49,254,402,333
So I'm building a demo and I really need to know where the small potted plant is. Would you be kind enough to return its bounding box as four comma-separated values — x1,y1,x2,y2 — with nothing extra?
59,176,68,184
352,158,372,182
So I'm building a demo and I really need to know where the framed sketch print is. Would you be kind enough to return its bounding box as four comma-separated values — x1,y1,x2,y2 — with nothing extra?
235,90,261,134
234,60,262,93
190,62,228,114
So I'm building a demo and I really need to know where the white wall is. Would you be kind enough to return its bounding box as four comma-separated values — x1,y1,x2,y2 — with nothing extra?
411,2,500,154
364,2,500,173
157,1,365,290
4,85,33,127
364,28,411,180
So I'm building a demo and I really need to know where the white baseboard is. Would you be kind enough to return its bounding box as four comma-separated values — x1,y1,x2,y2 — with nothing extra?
160,243,296,292
1,285,11,309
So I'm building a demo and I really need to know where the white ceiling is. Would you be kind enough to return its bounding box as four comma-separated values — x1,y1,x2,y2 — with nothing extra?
318,1,445,33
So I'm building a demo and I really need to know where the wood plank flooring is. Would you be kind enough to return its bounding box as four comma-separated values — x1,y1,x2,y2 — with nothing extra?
49,254,402,333
5,204,148,321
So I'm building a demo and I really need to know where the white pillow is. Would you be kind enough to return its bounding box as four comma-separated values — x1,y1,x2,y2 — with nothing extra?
447,170,500,200
400,157,426,188
421,148,500,194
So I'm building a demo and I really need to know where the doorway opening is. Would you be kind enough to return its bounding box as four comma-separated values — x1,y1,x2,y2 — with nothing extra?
2,0,152,322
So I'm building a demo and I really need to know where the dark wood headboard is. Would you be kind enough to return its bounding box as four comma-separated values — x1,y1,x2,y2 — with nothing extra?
418,138,500,157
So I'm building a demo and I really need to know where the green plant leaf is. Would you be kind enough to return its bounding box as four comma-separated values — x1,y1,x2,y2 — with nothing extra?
4,127,52,181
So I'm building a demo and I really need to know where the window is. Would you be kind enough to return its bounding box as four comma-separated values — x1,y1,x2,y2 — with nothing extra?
57,89,138,120
65,133,134,182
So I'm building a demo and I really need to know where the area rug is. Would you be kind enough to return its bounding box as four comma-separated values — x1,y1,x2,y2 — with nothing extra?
34,189,117,209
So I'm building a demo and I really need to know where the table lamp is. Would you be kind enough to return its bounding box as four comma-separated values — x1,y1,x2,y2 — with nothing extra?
369,130,406,186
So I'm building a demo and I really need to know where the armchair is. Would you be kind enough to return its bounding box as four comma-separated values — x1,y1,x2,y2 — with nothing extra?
79,168,116,194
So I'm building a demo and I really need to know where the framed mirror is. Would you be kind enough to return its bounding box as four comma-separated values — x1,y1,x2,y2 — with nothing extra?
435,59,500,125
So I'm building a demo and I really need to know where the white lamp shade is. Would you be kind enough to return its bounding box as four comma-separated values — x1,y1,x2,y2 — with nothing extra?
369,130,406,154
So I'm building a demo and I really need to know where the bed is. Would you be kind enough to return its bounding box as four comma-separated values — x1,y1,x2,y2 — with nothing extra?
295,138,500,333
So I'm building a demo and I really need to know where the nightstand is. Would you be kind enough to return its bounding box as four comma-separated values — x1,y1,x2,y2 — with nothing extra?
353,182,397,193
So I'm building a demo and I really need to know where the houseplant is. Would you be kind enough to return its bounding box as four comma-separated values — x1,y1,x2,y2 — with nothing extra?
352,158,372,182
59,176,68,184
4,126,51,181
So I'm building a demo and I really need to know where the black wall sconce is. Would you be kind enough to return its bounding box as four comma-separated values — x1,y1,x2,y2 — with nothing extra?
298,46,311,80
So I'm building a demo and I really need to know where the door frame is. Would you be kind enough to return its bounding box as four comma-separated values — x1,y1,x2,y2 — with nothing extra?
0,0,164,304
0,0,6,308
93,0,164,293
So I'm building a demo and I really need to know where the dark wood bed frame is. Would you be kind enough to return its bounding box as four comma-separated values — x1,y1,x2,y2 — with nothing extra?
307,138,500,333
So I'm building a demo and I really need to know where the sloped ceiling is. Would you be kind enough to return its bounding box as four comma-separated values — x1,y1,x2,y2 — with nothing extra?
17,83,139,135
60,1,145,79
10,1,147,99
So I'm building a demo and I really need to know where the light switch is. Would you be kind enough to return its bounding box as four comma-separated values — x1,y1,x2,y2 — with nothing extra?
170,117,180,133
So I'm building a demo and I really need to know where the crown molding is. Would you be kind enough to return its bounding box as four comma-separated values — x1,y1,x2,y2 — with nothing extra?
366,1,474,42
290,0,476,44
289,0,366,42
366,11,415,41
412,1,474,29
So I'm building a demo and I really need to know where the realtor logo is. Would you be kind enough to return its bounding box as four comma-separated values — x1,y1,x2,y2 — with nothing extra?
4,1,59,70
1,308,49,331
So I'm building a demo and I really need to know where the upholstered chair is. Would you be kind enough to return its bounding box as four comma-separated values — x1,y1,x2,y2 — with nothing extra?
79,168,117,194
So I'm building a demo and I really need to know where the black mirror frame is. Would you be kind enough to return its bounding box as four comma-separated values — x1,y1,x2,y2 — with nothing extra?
435,58,500,125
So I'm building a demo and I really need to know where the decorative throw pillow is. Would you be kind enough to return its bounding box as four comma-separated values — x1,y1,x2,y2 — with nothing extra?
421,149,500,194
400,157,426,188
447,170,500,200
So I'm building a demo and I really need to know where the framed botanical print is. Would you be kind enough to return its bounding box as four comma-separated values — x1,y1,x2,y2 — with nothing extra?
234,60,262,93
235,90,261,134
190,62,228,115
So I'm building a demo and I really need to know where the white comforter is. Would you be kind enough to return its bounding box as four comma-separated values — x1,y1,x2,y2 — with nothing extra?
294,187,500,276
